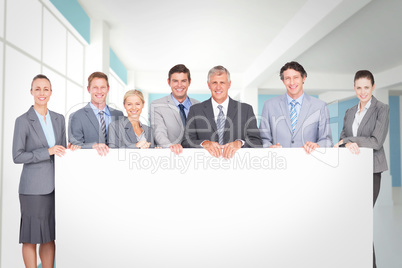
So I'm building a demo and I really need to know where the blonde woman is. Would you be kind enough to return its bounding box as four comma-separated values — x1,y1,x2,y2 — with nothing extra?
108,90,154,148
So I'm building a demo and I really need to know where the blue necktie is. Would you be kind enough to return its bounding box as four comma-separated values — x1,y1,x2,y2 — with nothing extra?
178,104,186,126
290,100,298,133
217,105,225,145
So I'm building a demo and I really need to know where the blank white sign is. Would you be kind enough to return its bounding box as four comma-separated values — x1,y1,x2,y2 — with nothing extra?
56,148,372,267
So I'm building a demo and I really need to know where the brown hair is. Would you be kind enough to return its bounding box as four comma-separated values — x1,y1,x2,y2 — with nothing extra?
354,70,375,86
31,74,52,90
280,61,307,80
88,72,109,87
168,64,191,81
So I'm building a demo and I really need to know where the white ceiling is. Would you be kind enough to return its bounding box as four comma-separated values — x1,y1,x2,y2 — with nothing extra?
78,0,402,93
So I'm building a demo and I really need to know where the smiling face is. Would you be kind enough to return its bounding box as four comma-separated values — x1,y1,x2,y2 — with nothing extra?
282,68,306,99
31,78,52,107
168,72,191,103
354,77,375,107
208,73,231,104
124,95,144,121
88,77,109,108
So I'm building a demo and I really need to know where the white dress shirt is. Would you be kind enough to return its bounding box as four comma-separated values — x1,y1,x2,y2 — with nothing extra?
352,98,372,137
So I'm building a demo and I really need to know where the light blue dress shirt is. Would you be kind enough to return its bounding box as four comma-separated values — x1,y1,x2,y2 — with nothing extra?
286,93,304,116
89,102,112,134
34,109,56,148
171,94,192,117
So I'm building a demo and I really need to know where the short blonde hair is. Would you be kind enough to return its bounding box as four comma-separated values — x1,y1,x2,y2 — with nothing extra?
123,89,145,104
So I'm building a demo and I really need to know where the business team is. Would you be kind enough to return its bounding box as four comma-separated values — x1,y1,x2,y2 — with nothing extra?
13,62,389,268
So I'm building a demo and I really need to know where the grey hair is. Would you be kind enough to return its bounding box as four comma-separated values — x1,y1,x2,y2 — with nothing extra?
207,65,231,82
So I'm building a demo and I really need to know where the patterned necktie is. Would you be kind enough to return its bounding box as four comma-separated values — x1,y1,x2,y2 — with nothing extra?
99,111,107,142
290,100,298,133
217,105,225,145
178,104,186,126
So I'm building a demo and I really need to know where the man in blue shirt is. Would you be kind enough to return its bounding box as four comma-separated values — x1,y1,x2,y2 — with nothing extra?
150,64,200,154
68,72,123,156
259,61,333,153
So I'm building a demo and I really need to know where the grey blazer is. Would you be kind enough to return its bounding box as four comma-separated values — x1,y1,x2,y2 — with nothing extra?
108,117,153,148
259,93,333,148
149,95,200,148
340,96,389,173
181,97,262,148
68,103,123,148
12,106,66,195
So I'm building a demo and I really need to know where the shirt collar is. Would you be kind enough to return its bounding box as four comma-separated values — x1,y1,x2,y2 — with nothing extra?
357,97,372,113
34,109,50,120
286,93,304,106
89,102,111,116
211,96,229,110
170,94,191,109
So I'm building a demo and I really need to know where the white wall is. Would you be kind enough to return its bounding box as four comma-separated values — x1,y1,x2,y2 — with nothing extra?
0,0,86,267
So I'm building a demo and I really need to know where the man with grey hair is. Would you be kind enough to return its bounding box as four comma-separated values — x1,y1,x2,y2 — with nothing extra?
182,65,262,158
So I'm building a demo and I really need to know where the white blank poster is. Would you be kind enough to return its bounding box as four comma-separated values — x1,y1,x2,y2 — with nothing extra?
56,148,372,268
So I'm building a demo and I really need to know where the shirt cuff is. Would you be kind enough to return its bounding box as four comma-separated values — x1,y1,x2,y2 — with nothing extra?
236,139,245,147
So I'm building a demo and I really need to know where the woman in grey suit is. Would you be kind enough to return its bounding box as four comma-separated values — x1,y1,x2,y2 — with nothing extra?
12,75,79,268
334,70,389,268
108,90,154,149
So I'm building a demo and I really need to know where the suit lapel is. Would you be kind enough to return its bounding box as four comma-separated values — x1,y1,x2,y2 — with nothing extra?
123,118,138,144
84,103,101,133
166,96,183,127
203,98,217,132
357,97,377,136
345,105,358,136
226,98,238,124
294,95,311,135
50,111,61,145
28,106,50,148
279,94,292,133
225,98,238,142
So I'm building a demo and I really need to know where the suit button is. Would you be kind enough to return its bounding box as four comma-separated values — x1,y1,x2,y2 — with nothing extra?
291,140,294,144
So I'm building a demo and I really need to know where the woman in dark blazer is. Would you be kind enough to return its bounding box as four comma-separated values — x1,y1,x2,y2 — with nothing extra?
12,74,79,268
108,90,154,149
334,70,389,268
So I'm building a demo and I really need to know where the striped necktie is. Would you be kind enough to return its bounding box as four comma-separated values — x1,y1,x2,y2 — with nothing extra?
178,104,186,126
99,111,107,142
290,100,298,133
217,105,225,145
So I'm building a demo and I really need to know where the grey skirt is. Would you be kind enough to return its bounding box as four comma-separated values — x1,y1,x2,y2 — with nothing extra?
19,191,55,244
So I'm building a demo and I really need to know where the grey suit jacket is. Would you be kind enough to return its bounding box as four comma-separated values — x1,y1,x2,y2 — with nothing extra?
108,117,153,148
181,97,262,148
68,103,123,148
340,96,389,173
13,106,66,195
259,93,333,148
150,95,200,148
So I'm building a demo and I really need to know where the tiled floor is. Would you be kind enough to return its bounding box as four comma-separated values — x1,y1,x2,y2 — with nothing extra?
374,187,402,268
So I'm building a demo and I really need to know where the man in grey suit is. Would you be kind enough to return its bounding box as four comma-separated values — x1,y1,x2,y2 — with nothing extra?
259,61,332,153
182,65,262,159
69,72,123,156
149,64,200,154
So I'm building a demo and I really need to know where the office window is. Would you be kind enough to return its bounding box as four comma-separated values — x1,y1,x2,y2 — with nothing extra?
43,8,67,74
67,32,84,84
6,0,41,59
